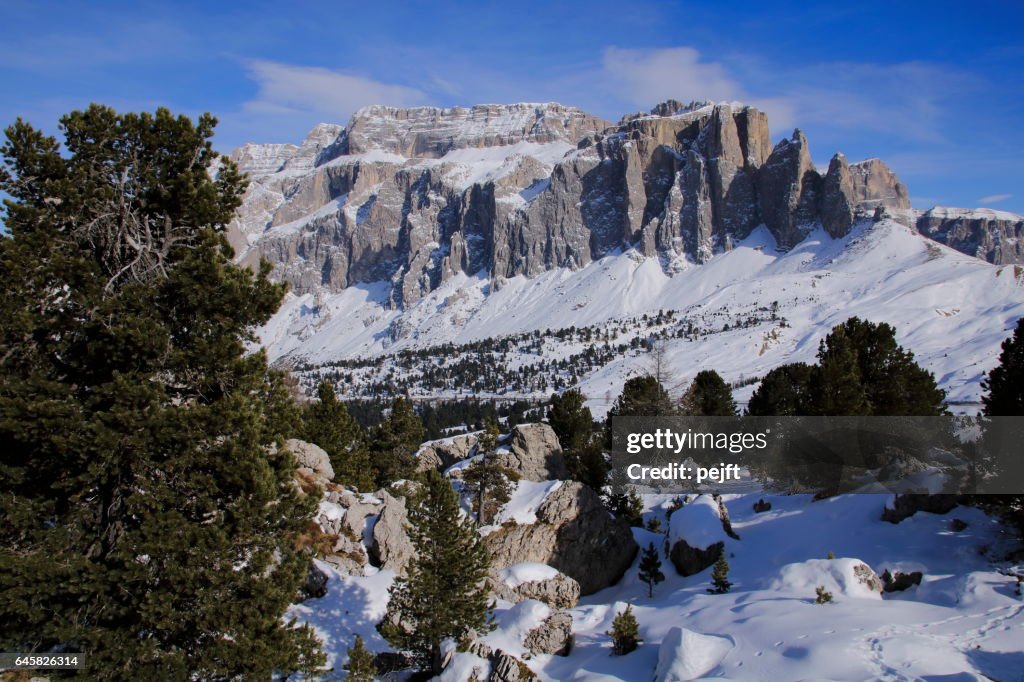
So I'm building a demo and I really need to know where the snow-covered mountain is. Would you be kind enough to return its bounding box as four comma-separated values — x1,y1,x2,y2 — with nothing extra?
226,100,1024,409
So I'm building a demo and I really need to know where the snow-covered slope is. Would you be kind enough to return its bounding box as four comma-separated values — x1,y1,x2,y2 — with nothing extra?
292,490,1024,681
262,219,1024,415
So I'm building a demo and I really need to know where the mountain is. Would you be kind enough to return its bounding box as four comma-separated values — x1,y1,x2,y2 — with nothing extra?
226,100,1024,410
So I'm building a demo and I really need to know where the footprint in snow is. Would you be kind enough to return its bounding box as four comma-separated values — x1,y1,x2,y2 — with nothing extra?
774,641,784,647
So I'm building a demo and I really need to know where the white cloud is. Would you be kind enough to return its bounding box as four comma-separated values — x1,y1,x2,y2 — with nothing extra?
978,193,1012,204
601,46,742,106
244,60,426,119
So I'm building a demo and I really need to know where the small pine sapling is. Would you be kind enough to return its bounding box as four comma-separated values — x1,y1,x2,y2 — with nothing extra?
607,604,642,655
815,586,834,604
344,635,377,682
708,552,732,594
638,543,665,597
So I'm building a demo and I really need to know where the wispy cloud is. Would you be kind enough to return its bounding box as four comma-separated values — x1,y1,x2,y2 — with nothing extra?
243,60,427,119
978,193,1012,204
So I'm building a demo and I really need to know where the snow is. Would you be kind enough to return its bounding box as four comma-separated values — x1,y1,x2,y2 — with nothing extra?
260,220,1024,417
654,627,734,682
317,501,346,523
667,494,729,550
485,480,563,530
923,206,1024,222
498,562,561,588
292,488,1024,681
769,558,884,600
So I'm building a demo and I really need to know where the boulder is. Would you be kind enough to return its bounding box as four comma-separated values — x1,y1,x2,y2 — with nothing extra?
489,650,538,682
484,482,637,595
416,433,479,472
655,626,733,682
489,564,580,608
753,498,772,513
370,490,414,574
853,563,885,593
951,518,969,532
323,532,368,574
298,561,328,601
667,494,734,576
285,438,334,482
882,493,958,524
524,611,573,657
493,424,568,481
881,569,923,593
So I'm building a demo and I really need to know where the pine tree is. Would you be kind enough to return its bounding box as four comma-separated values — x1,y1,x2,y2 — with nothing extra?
304,381,375,491
607,604,642,655
680,369,737,416
370,397,425,487
0,106,323,678
462,419,520,525
708,552,732,594
638,543,665,597
345,634,377,681
548,390,608,491
606,487,645,526
808,327,871,416
815,586,834,604
982,318,1024,416
747,363,813,416
380,469,492,675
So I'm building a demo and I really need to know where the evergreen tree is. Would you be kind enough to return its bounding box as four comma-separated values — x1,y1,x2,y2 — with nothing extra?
548,389,594,453
607,604,642,655
548,390,608,491
746,363,813,416
0,106,323,678
345,635,377,682
807,326,871,416
606,487,644,526
370,397,425,487
303,381,375,491
809,318,945,416
708,553,732,594
462,419,520,525
638,543,665,597
679,369,737,416
815,586,834,604
380,470,492,675
604,375,675,450
982,318,1024,416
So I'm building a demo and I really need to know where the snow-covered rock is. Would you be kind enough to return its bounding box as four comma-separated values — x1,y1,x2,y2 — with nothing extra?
655,626,733,682
769,558,884,600
667,494,735,576
491,563,581,608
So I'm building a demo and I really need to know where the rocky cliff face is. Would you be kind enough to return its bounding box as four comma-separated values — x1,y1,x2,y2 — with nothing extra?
914,207,1024,265
226,99,1008,309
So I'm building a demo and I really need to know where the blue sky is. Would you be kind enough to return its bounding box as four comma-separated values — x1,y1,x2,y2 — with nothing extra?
2,0,1022,212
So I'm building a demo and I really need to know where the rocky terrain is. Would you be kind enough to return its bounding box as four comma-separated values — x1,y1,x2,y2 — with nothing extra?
225,99,934,307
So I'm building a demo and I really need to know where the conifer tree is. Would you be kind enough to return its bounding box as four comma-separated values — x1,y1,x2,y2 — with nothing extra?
0,106,322,678
370,397,425,486
548,390,608,491
638,543,665,597
380,469,492,675
345,634,377,682
808,326,871,416
679,369,737,416
607,604,642,655
304,380,375,491
462,419,520,524
708,553,732,594
746,363,814,416
982,318,1024,416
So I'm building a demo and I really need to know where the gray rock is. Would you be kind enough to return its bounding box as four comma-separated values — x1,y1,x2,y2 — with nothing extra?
881,569,923,592
370,490,414,574
493,424,568,481
669,539,724,577
298,561,328,600
853,563,884,594
285,439,334,482
524,611,573,656
489,570,581,608
881,494,958,524
484,482,637,595
753,498,772,513
489,650,537,682
916,207,1024,265
757,129,821,249
416,433,479,472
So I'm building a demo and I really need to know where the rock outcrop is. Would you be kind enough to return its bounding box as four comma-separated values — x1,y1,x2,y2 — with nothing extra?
914,207,1024,265
489,565,581,608
523,611,573,656
416,433,479,472
492,424,568,482
370,489,415,574
881,493,958,524
483,482,638,595
227,99,939,309
285,438,334,483
667,494,736,576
